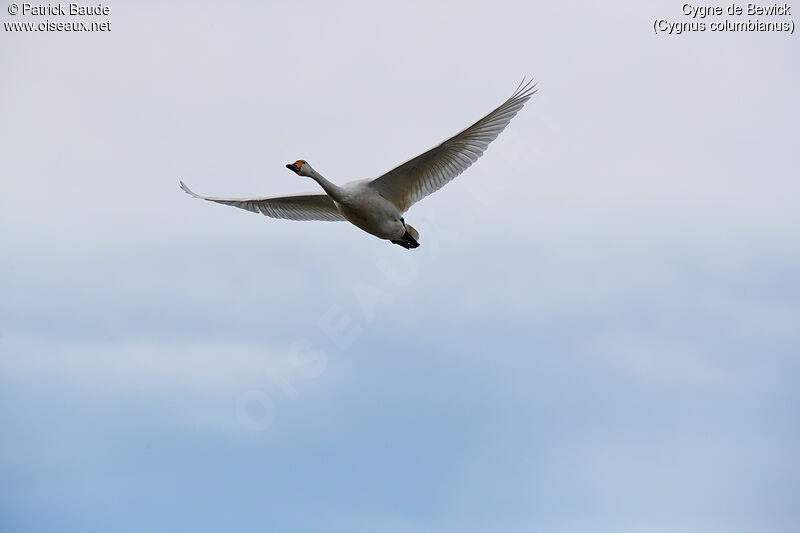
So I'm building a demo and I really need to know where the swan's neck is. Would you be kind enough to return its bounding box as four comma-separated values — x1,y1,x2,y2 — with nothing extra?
308,168,344,200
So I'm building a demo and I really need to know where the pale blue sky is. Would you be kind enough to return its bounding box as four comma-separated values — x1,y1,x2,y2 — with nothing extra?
1,1,798,532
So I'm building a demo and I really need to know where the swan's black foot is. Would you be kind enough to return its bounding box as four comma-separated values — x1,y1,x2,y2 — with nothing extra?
391,231,420,249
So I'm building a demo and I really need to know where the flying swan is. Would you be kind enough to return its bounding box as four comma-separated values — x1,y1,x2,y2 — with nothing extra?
180,80,536,249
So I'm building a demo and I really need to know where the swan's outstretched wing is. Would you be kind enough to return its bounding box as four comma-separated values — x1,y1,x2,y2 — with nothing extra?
179,181,345,221
368,79,537,212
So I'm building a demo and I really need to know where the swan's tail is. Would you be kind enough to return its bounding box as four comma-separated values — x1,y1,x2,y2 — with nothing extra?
392,220,420,249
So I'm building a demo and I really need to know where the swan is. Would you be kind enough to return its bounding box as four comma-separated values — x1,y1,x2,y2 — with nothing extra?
180,79,537,249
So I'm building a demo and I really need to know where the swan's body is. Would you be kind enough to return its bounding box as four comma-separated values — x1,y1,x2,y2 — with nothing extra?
332,183,408,240
180,80,537,248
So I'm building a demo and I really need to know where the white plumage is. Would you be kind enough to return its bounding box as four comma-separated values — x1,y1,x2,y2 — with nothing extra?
179,185,344,222
180,80,536,248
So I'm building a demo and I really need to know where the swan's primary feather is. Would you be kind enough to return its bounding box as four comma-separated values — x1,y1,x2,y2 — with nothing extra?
179,181,345,222
368,79,537,212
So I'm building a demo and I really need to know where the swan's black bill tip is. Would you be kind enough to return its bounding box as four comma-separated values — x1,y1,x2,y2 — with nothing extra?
286,163,300,173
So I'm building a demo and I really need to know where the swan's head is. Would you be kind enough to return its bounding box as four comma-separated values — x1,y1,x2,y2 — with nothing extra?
286,160,311,177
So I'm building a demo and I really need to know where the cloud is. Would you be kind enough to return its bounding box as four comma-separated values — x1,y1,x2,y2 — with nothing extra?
0,335,330,434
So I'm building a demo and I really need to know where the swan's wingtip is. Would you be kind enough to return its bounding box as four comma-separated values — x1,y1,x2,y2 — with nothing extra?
179,180,199,198
513,77,538,99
